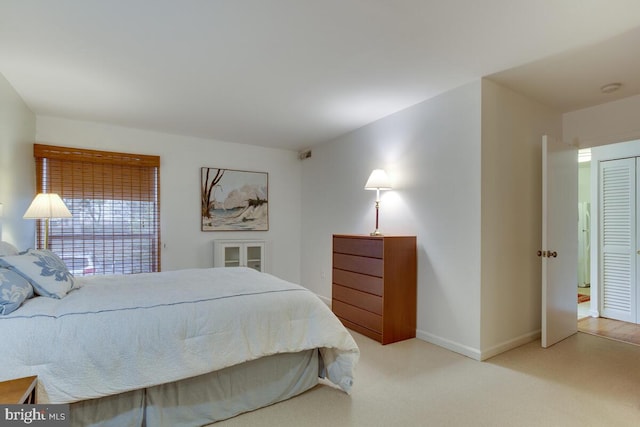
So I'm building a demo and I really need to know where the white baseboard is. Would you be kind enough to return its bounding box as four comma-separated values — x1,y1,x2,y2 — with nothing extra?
479,329,540,361
416,329,482,361
416,328,541,361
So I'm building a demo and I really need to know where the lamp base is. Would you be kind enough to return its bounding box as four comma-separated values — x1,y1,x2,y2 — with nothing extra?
370,200,383,236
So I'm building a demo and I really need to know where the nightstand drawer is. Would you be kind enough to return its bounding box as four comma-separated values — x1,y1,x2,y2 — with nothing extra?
333,284,382,315
333,253,383,277
332,300,382,333
333,237,383,258
333,269,383,296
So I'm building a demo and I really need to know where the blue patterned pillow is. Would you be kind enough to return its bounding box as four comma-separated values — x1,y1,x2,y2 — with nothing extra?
0,268,34,315
0,249,80,298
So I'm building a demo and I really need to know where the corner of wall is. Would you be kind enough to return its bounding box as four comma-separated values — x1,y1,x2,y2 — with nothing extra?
0,72,36,250
301,81,484,355
479,79,562,356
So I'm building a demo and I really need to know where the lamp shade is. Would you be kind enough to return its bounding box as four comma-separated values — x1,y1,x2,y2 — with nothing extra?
23,193,72,219
364,169,392,190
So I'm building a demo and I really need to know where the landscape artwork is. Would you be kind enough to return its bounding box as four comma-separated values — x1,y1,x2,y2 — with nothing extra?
201,167,269,231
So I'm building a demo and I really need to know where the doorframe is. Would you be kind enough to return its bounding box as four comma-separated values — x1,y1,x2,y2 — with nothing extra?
589,138,640,320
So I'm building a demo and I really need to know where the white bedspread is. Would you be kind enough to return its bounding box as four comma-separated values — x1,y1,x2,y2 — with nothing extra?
0,267,359,404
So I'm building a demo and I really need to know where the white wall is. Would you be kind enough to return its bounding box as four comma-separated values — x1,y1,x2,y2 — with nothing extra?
301,79,566,360
301,81,484,357
564,94,640,148
480,79,562,358
34,117,303,283
0,73,36,250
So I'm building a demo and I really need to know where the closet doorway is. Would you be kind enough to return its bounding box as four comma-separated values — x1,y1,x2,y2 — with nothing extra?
590,139,640,326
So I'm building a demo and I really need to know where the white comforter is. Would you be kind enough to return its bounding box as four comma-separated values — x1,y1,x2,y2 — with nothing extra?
0,267,359,404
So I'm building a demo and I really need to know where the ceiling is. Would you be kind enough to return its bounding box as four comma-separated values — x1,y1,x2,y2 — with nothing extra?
1,1,640,151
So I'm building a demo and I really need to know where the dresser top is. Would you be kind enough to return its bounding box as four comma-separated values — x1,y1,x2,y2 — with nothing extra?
333,234,415,239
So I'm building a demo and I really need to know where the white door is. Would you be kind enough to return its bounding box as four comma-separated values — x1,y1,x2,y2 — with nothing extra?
637,158,640,323
541,135,578,348
599,158,637,322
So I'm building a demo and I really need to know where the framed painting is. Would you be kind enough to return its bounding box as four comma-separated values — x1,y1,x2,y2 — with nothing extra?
201,167,269,231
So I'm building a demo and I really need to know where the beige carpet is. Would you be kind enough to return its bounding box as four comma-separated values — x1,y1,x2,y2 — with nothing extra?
214,330,640,426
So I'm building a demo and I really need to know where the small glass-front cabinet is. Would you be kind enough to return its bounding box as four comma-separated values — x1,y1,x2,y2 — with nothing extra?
214,240,265,272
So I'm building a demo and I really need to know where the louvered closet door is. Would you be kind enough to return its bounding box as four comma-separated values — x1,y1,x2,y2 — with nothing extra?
599,158,637,323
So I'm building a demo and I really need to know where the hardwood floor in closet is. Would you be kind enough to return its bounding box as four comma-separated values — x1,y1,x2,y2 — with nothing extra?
578,317,640,346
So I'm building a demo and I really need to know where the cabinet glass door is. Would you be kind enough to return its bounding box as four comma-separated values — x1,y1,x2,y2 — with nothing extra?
224,246,241,267
246,245,262,271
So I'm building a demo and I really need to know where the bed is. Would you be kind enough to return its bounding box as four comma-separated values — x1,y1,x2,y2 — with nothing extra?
0,246,359,426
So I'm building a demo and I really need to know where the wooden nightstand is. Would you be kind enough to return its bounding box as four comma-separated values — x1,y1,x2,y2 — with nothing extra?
0,376,37,404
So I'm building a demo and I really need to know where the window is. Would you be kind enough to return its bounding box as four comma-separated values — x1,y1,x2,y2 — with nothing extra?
34,144,161,275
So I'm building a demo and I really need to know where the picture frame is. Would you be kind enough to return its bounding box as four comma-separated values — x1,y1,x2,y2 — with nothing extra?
201,167,269,231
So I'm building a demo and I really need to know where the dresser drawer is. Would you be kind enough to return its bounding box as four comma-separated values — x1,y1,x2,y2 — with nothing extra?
333,253,383,277
333,284,382,315
337,317,382,343
332,300,382,333
333,236,383,258
333,269,383,296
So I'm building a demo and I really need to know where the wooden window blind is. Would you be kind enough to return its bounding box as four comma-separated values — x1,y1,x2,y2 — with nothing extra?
33,144,161,275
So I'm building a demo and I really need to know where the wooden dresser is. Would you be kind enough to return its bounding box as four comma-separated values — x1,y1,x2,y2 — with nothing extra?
332,234,417,344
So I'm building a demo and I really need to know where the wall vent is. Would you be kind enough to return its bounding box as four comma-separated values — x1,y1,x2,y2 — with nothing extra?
298,150,312,160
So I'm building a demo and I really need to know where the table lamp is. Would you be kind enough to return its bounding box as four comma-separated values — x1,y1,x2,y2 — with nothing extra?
364,169,392,236
23,193,72,249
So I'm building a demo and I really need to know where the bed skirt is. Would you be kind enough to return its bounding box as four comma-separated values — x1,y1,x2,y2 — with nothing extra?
70,350,320,427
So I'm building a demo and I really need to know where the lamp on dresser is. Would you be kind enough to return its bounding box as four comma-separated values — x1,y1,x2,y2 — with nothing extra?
364,169,392,236
23,193,72,249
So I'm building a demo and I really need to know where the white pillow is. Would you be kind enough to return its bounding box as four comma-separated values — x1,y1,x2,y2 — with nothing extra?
0,249,80,298
0,241,19,257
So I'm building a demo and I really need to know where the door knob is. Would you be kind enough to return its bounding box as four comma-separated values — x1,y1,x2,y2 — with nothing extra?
536,250,557,257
